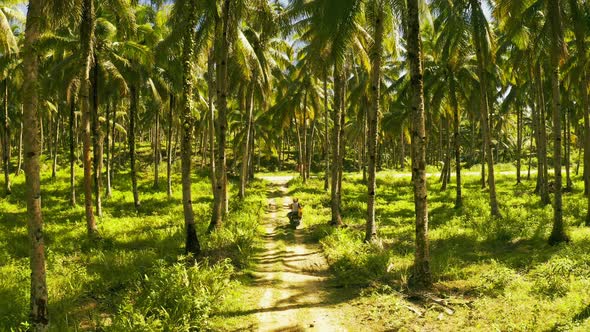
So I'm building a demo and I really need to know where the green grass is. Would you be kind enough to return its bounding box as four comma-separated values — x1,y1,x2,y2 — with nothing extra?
288,168,590,331
0,159,267,331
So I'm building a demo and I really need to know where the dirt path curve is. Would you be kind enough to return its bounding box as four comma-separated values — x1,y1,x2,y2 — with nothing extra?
249,175,373,332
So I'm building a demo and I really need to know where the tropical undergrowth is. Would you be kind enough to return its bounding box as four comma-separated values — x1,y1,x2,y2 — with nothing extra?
0,158,266,331
288,167,590,331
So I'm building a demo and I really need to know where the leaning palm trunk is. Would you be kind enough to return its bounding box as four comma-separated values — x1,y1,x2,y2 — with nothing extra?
240,85,254,199
407,0,432,289
80,0,98,235
548,0,569,245
365,5,383,242
180,0,201,255
210,0,231,232
2,78,11,195
22,0,49,328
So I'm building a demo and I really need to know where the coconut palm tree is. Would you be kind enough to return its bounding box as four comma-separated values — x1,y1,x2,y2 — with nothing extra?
22,0,48,328
407,0,432,289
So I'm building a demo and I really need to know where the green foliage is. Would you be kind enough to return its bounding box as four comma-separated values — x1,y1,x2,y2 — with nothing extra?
0,163,265,330
529,257,575,298
109,259,234,331
287,169,590,330
321,230,393,287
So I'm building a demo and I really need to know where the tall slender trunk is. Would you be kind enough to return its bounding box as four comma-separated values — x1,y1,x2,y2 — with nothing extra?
516,105,522,184
324,71,330,191
535,64,551,204
471,1,501,217
330,64,344,226
154,107,160,188
450,73,462,208
23,0,49,327
407,0,432,288
365,6,383,242
208,51,216,194
69,97,77,206
181,1,201,255
167,94,174,198
548,0,569,245
568,0,590,201
294,115,303,176
80,0,97,235
302,90,308,182
239,85,254,199
2,78,11,195
565,110,572,190
307,113,316,181
52,112,60,180
16,105,23,176
210,0,231,232
129,85,140,211
441,117,450,191
105,101,112,198
92,53,102,217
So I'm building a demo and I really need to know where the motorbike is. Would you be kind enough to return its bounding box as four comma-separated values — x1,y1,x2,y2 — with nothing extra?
288,212,302,228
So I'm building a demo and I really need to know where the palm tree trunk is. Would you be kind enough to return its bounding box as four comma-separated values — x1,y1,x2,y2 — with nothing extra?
324,71,330,191
516,106,522,184
330,64,343,226
2,78,11,195
80,0,97,236
181,2,201,255
565,110,572,190
52,113,60,180
548,0,569,244
307,114,316,181
207,52,216,194
365,5,383,242
472,9,501,217
154,108,160,188
129,85,140,211
22,0,49,327
92,54,102,217
210,0,231,232
302,91,308,182
441,117,450,191
105,101,112,198
535,63,551,204
407,0,432,289
240,85,254,199
69,97,77,206
16,105,23,176
450,74,462,208
167,93,174,198
294,115,303,176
